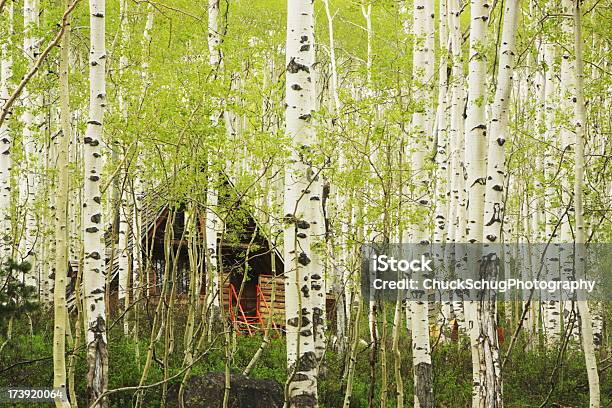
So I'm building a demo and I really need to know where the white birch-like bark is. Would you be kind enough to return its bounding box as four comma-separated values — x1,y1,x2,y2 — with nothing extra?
204,0,222,320
464,0,489,246
463,1,503,407
542,24,561,343
20,0,41,287
130,4,154,305
482,0,520,245
572,3,600,406
409,1,435,407
479,1,521,401
558,0,577,336
0,1,14,261
434,0,449,247
447,0,467,332
322,0,347,353
433,0,451,338
117,0,130,315
53,4,72,404
284,0,319,405
83,0,108,405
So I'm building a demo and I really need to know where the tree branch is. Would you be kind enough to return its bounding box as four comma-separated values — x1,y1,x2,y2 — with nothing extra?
0,0,81,128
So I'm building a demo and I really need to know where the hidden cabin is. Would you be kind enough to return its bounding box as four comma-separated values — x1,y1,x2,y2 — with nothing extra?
94,177,334,335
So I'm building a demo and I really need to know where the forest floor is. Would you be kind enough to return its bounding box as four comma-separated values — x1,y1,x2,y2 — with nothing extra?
0,309,609,407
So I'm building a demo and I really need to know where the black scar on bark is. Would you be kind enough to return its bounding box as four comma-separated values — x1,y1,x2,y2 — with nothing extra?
91,288,104,295
300,44,310,52
312,307,324,327
93,196,101,204
300,35,308,44
301,284,310,298
288,392,318,407
90,175,100,182
298,253,311,266
287,317,299,327
89,251,101,260
91,214,101,223
300,316,311,327
486,234,497,242
492,184,503,192
297,232,307,239
299,351,318,371
497,138,506,146
291,84,302,91
86,227,99,233
484,203,502,227
297,220,310,229
471,177,486,187
298,113,312,121
291,373,309,382
300,329,312,337
287,58,310,74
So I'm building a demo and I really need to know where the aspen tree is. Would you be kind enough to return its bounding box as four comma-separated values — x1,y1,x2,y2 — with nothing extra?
21,0,41,288
558,0,577,337
433,0,452,339
131,3,154,312
409,1,435,406
205,0,222,326
52,0,72,405
479,0,521,399
0,1,13,261
446,0,467,332
322,0,347,353
463,0,504,406
542,4,561,343
284,0,319,405
117,0,130,332
572,2,600,406
82,0,108,405
434,0,449,248
482,0,520,246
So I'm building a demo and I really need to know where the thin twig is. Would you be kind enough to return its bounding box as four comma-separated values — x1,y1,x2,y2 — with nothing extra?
0,0,81,128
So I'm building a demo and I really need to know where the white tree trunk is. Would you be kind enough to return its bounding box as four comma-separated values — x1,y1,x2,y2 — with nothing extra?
284,0,319,406
434,0,449,247
542,26,561,344
558,0,577,338
82,0,108,405
0,1,14,261
20,0,41,288
204,0,222,321
409,1,435,407
53,4,72,404
117,0,130,315
464,1,506,407
572,3,600,406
